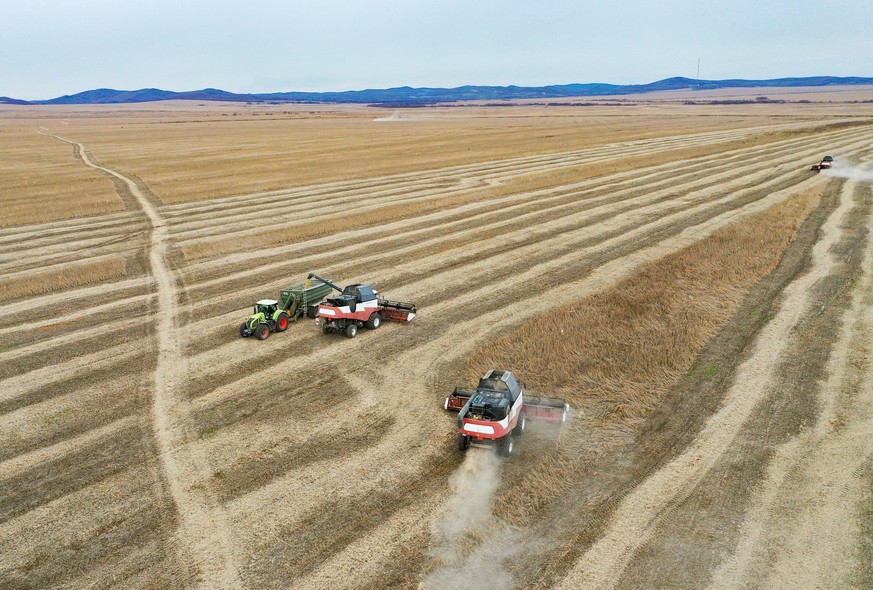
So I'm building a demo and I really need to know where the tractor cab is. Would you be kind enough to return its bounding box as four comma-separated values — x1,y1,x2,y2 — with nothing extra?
254,299,278,318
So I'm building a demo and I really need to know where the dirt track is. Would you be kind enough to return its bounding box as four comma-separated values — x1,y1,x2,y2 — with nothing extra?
1,117,871,589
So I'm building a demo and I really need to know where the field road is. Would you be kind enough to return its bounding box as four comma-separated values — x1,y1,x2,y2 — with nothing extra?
42,134,243,588
0,120,871,589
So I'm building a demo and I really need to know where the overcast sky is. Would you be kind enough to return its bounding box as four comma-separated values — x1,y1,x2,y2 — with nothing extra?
2,0,871,100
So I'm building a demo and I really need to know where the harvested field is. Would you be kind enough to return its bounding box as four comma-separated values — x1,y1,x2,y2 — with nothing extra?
1,99,871,589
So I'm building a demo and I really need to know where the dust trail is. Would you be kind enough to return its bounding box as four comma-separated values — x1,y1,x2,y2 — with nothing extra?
822,161,873,183
374,110,402,122
423,451,525,590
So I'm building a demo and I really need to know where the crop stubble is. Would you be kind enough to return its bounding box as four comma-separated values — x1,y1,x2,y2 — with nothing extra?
0,103,871,589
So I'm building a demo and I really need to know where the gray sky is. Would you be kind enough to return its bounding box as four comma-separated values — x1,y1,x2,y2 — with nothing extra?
2,0,871,100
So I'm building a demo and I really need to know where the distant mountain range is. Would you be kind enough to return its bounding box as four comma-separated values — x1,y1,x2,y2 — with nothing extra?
4,76,873,106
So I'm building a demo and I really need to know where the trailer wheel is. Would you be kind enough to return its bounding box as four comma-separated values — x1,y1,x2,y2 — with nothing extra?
239,322,250,338
307,305,319,319
276,312,289,332
515,411,526,437
345,323,358,338
457,434,471,452
256,324,270,340
365,312,382,330
498,435,514,457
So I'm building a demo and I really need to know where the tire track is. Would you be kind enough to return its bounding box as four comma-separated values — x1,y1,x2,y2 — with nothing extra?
553,178,862,590
705,181,872,590
212,171,833,579
44,134,241,589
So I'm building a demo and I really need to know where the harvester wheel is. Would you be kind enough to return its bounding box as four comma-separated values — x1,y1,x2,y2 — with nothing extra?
256,324,270,340
345,323,358,338
365,312,382,330
239,322,249,338
276,312,289,332
457,434,471,452
498,435,514,457
515,411,526,437
321,320,331,334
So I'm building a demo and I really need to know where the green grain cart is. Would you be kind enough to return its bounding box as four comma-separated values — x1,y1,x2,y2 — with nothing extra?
239,276,335,340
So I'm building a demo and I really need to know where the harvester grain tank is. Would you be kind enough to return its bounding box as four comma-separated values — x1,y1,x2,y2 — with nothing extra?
309,272,417,338
239,276,334,340
444,370,569,456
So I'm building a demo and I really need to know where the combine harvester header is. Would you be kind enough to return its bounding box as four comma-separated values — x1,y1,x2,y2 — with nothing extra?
445,370,569,456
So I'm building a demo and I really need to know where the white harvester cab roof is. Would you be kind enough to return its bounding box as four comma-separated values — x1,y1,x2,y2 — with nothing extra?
256,299,278,306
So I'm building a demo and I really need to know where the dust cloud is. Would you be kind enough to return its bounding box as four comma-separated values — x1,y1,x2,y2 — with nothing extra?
373,110,402,122
423,451,526,590
821,161,873,183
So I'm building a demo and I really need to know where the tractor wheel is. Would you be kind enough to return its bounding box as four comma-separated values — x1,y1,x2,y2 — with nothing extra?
345,323,358,338
239,322,250,338
256,324,270,340
515,411,526,437
457,434,471,452
276,312,289,332
498,435,514,457
365,312,382,330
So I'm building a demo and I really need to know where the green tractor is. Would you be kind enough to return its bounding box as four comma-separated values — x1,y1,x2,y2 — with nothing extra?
239,276,336,340
239,299,288,340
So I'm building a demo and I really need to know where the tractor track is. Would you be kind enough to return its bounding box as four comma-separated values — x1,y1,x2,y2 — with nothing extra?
179,139,860,406
8,125,860,376
2,116,872,589
188,168,858,587
553,177,871,589
36,135,243,589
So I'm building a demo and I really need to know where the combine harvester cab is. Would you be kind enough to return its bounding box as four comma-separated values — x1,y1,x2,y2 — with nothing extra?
310,272,416,338
239,276,334,340
445,370,569,457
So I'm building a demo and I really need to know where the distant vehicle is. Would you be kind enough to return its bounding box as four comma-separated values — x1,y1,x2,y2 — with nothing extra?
810,155,834,172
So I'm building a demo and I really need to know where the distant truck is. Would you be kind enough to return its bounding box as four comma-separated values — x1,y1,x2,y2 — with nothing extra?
239,276,334,340
810,155,834,172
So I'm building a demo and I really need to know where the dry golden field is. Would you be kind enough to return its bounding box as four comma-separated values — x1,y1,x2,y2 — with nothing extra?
1,94,872,590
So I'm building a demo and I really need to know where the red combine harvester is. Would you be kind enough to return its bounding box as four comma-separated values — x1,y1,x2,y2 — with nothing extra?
810,155,834,172
444,370,569,456
309,273,417,338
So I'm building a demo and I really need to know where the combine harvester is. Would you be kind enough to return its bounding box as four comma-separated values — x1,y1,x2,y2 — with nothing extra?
310,273,417,338
810,155,835,172
239,275,334,340
445,370,569,457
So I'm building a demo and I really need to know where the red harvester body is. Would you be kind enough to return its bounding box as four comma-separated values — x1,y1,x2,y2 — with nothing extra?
445,370,569,456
